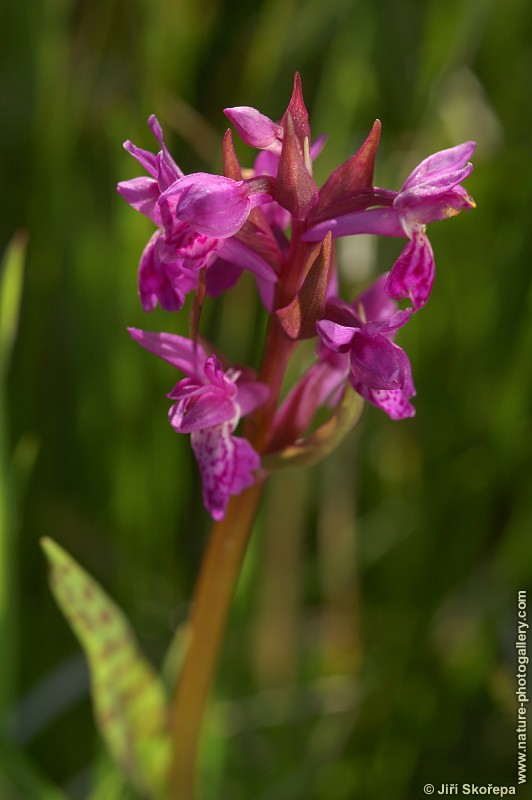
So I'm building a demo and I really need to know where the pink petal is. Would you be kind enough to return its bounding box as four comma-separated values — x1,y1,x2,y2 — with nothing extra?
398,185,476,227
402,141,476,191
385,230,435,310
166,174,252,238
234,379,270,417
230,436,262,494
205,256,243,297
127,328,207,377
303,207,405,242
138,233,194,312
357,275,398,322
354,384,416,420
224,106,283,152
316,319,357,351
116,177,161,222
191,425,260,520
169,388,237,433
123,140,158,177
350,333,411,391
396,164,473,208
218,237,278,282
155,218,222,270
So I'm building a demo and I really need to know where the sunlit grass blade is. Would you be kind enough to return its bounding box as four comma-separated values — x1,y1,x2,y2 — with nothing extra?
0,232,27,719
0,231,27,376
41,538,171,798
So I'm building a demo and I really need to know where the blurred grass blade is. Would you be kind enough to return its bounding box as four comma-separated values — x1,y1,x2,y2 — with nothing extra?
0,231,27,375
0,733,67,800
0,232,26,718
41,538,171,798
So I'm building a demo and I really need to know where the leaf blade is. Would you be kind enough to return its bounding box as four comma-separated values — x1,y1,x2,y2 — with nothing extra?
41,538,171,798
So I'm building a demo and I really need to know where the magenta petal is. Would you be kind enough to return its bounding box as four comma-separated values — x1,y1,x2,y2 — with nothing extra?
205,257,243,297
167,174,252,238
127,328,207,377
402,142,476,191
253,149,281,178
169,388,237,433
310,134,327,161
234,380,270,417
357,274,399,323
146,115,184,186
316,319,356,352
203,356,236,394
156,224,222,270
354,383,416,420
218,237,277,282
123,140,158,177
224,106,283,151
116,177,161,222
191,424,235,521
138,233,194,312
350,333,410,391
303,207,405,242
191,425,260,520
156,151,182,193
351,355,416,419
385,230,435,310
399,185,475,226
397,164,473,207
371,308,413,337
255,274,276,312
229,436,261,494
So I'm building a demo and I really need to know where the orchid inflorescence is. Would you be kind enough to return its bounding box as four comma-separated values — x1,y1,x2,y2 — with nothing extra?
118,74,475,521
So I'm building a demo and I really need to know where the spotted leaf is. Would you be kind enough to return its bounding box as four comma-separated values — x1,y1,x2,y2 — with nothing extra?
41,538,171,798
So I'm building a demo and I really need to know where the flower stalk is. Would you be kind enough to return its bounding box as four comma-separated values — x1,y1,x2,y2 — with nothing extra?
169,480,264,800
116,72,476,799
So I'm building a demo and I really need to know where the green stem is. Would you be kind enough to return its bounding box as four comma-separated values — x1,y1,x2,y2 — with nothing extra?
168,231,314,799
169,480,264,799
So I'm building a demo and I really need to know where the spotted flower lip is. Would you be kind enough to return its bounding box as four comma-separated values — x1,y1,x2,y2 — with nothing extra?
127,328,269,520
304,141,476,310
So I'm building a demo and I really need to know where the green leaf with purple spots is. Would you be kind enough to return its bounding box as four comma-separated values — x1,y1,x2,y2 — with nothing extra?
41,538,171,799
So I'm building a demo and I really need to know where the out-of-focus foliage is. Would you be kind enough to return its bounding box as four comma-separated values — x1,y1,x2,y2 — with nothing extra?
1,0,530,797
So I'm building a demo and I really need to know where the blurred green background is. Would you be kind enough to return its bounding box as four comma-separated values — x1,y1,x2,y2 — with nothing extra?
1,0,531,797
